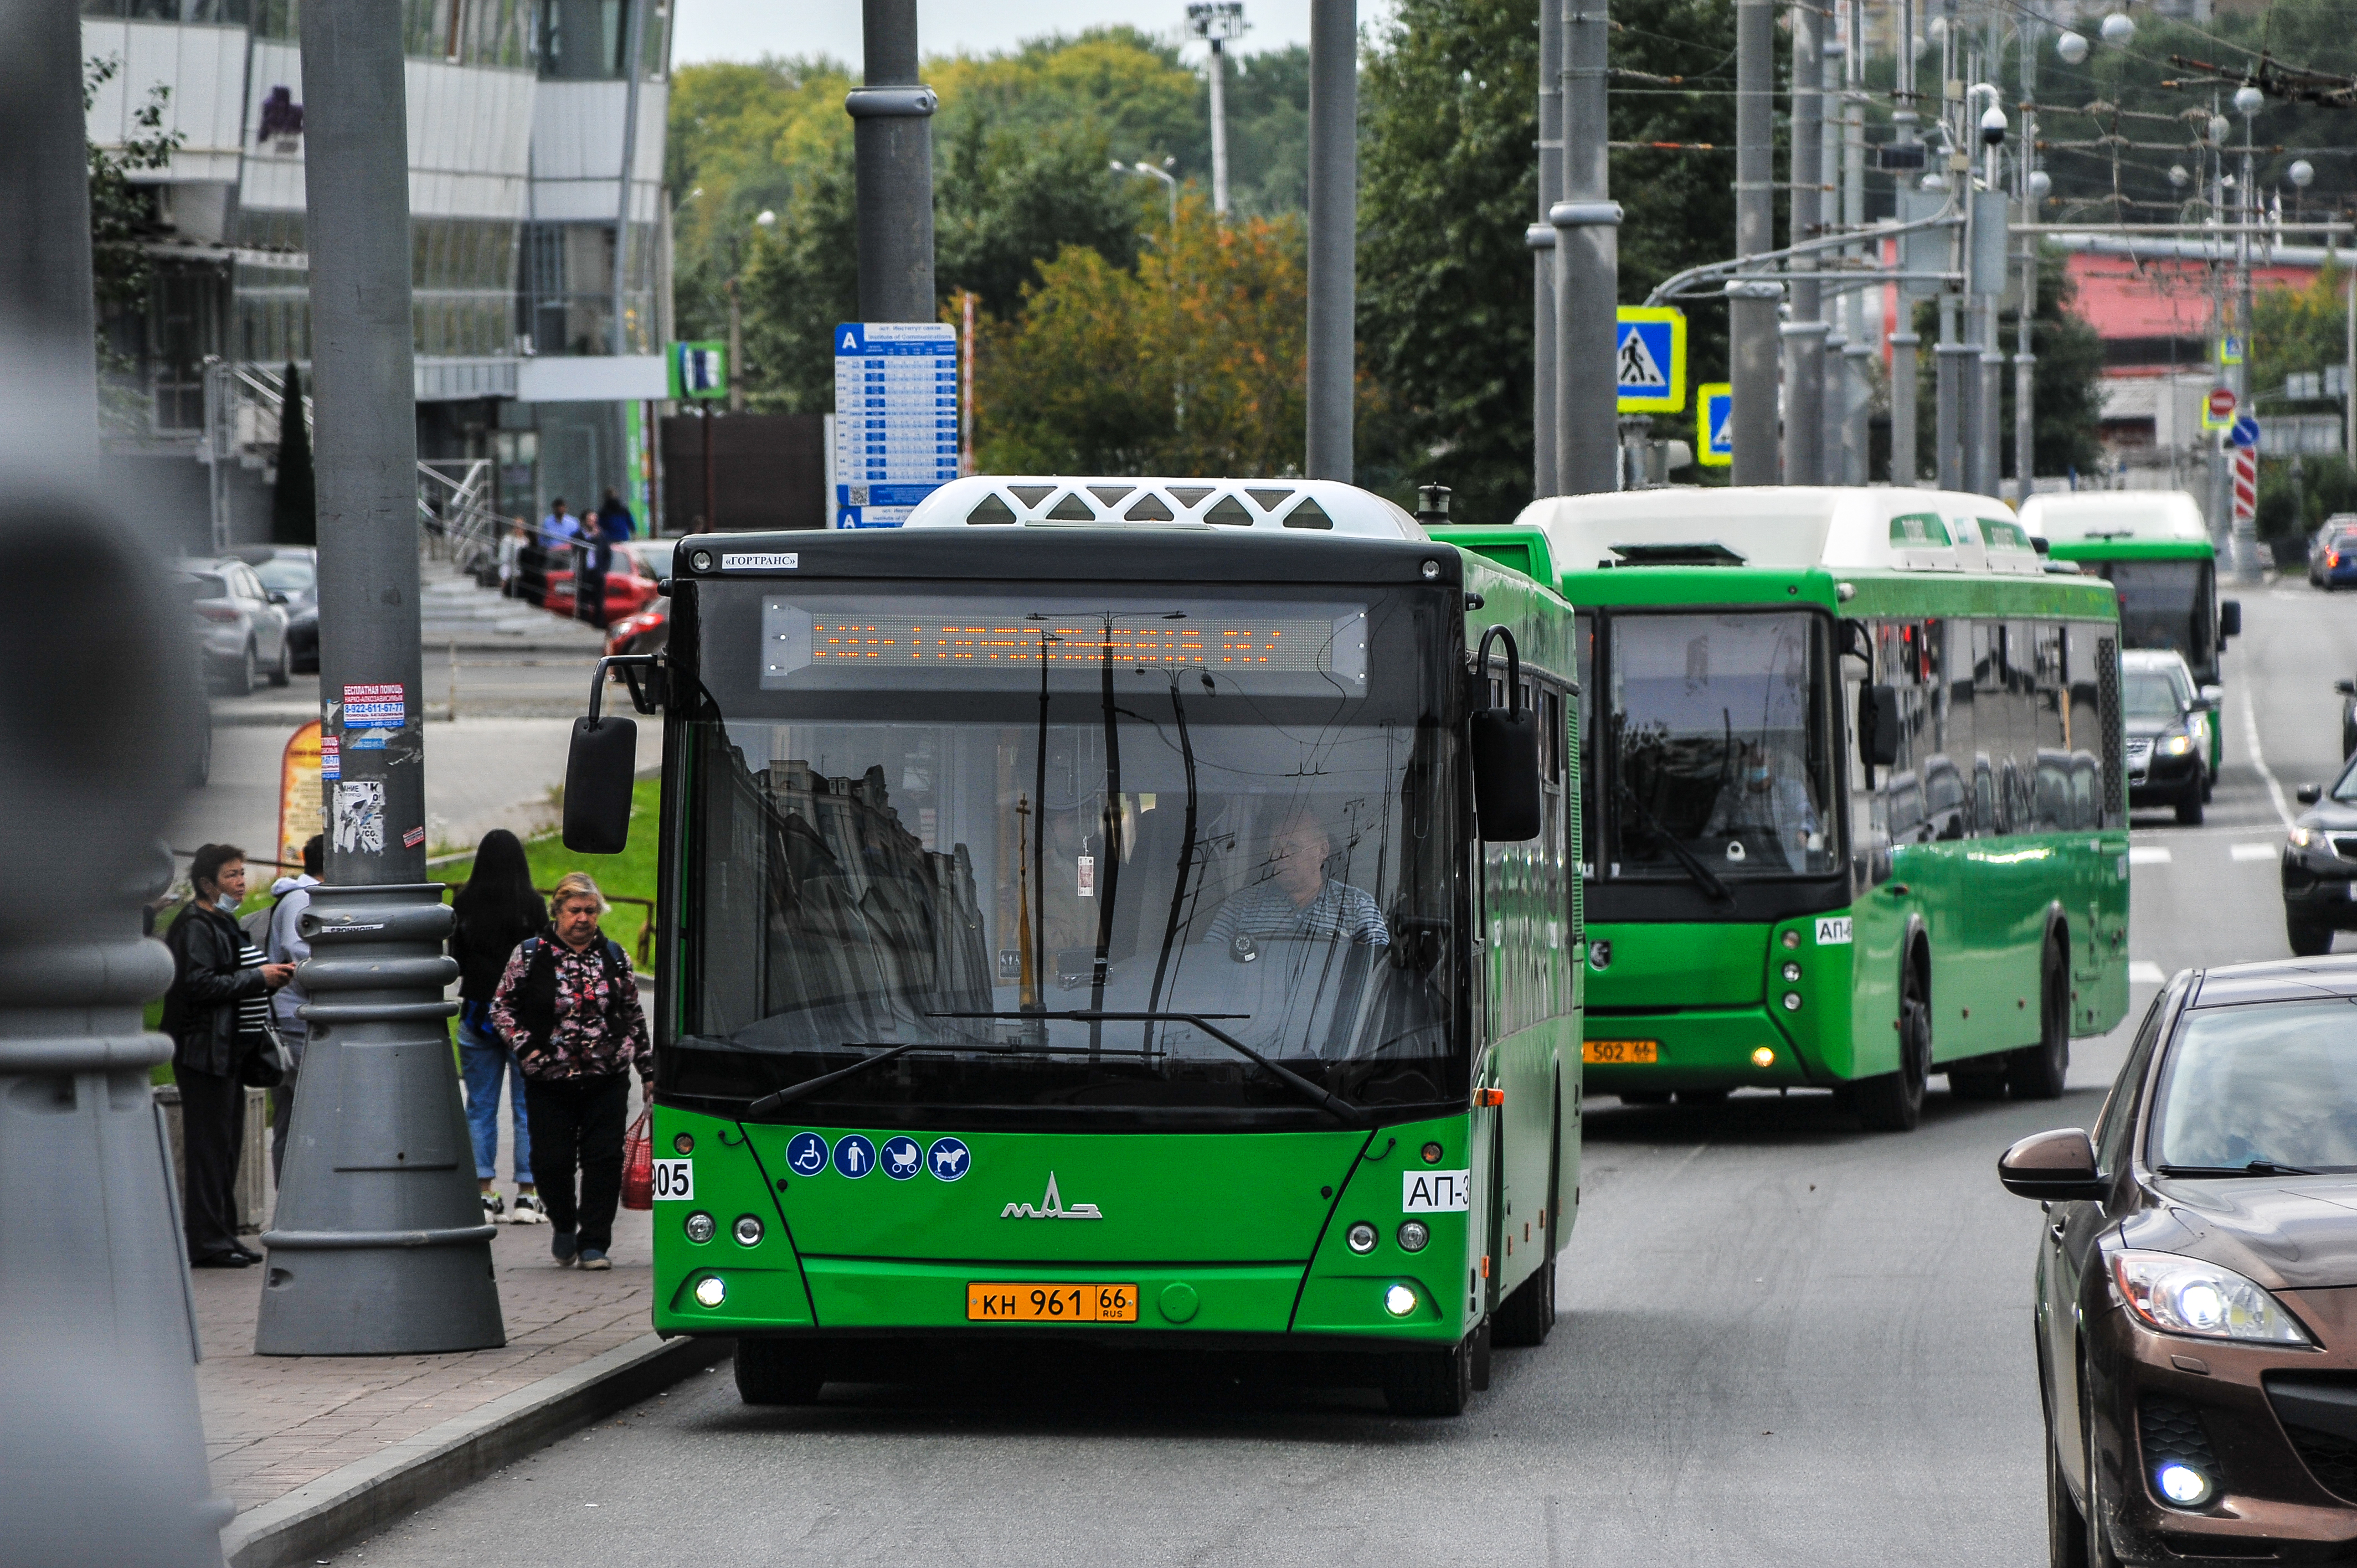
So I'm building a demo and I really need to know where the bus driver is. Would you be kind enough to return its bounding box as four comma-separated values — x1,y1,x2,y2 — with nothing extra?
1205,811,1390,950
1702,744,1823,869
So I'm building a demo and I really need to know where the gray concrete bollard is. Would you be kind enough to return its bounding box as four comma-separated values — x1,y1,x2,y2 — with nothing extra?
255,883,504,1355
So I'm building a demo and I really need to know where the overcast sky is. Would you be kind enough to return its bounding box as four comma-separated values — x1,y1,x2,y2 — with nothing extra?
668,1,1396,68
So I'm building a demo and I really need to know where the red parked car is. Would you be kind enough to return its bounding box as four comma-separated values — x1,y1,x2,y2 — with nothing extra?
604,597,668,658
544,539,671,621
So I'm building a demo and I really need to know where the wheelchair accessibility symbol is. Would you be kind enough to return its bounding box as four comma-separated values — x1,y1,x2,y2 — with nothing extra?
785,1132,829,1177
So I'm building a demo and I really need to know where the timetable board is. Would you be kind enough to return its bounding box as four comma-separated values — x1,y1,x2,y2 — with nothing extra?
832,322,958,529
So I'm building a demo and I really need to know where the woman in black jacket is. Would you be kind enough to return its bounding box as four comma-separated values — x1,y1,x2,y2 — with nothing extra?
451,829,548,1223
162,843,292,1267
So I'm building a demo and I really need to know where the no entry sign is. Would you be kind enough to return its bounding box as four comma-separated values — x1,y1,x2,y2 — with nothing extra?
2204,386,2238,428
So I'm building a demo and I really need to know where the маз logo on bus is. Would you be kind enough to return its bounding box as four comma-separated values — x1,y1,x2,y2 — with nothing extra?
1002,1172,1103,1220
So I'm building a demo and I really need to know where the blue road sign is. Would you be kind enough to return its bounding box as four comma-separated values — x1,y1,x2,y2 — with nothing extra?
784,1132,830,1178
833,322,959,529
2230,414,2260,450
832,1133,878,1179
1696,381,1733,467
1615,307,1688,414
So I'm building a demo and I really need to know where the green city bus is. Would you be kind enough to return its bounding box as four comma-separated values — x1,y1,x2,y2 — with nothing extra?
562,477,1582,1415
2018,490,2240,786
1435,487,2130,1131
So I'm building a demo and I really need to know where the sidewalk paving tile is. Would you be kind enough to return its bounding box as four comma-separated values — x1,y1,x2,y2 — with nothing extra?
195,1203,657,1517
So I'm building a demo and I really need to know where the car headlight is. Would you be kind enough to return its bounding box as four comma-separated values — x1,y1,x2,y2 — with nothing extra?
2290,826,2320,850
2158,733,2193,757
2112,1250,2314,1345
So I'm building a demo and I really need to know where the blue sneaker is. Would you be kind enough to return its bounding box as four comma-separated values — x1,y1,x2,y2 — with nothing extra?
552,1231,579,1267
578,1246,611,1271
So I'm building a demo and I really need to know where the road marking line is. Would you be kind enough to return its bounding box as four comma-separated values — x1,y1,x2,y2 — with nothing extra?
2238,689,2296,829
2129,961,2166,984
2230,842,2278,861
2129,845,2173,864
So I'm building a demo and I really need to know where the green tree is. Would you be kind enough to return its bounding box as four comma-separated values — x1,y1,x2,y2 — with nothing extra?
1356,0,1538,522
979,195,1316,477
86,55,182,440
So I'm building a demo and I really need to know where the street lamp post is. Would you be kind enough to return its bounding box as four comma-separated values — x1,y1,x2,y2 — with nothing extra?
1185,3,1247,219
1115,159,1181,235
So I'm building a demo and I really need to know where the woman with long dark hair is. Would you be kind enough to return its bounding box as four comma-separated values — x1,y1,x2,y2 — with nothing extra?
451,829,548,1223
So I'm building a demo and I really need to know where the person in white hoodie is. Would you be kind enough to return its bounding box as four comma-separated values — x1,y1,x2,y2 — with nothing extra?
265,835,322,1182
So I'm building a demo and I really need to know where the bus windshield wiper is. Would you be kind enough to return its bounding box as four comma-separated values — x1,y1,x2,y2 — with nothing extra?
930,1010,1367,1127
1617,783,1735,904
2159,1159,2318,1178
744,1042,1010,1117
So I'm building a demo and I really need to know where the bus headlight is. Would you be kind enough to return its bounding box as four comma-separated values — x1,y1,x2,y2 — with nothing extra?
1782,992,1802,1012
733,1215,764,1246
1781,961,1802,983
1396,1221,1430,1252
1383,1283,1418,1317
1751,1045,1777,1068
683,1211,716,1244
1346,1221,1378,1254
693,1275,727,1308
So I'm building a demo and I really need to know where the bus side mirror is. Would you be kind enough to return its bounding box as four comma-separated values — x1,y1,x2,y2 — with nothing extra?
1470,626,1541,841
563,716,637,854
563,656,653,854
2219,600,2241,639
1860,684,1901,768
1997,1127,2105,1201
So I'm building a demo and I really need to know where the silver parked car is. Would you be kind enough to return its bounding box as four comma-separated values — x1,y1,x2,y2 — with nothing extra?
178,556,291,695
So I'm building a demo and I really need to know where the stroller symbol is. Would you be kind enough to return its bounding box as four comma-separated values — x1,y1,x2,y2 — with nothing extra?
883,1136,922,1179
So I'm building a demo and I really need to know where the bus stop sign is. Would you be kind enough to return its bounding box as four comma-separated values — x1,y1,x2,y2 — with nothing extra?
1696,382,1733,467
1616,307,1687,414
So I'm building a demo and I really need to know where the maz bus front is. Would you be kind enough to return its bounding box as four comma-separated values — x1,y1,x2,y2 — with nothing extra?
562,478,1581,1417
1437,487,2129,1133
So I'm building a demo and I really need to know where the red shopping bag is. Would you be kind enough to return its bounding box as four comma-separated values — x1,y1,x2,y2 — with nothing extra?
620,1108,653,1210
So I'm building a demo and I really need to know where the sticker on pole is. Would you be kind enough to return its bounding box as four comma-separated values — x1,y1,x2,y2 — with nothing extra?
1696,381,1733,467
332,779,385,855
1615,306,1687,414
2201,386,2237,431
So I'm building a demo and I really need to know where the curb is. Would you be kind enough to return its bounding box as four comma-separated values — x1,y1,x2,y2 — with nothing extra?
220,1331,733,1568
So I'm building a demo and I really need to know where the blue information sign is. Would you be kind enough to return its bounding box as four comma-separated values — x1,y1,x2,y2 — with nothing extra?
2230,414,2260,450
833,322,959,528
1615,307,1687,414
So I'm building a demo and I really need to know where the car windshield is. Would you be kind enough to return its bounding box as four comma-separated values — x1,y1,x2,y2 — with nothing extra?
671,585,1461,1125
1599,610,1838,878
2152,999,2357,1174
250,556,313,595
2122,670,2183,723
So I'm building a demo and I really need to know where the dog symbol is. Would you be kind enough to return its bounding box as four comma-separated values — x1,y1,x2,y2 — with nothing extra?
932,1143,968,1177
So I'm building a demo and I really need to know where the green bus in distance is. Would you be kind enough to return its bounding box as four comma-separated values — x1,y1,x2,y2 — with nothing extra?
562,477,1583,1417
1434,487,2130,1131
2019,491,2240,791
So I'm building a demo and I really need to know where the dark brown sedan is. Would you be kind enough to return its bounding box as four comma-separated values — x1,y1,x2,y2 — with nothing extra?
2001,957,2357,1566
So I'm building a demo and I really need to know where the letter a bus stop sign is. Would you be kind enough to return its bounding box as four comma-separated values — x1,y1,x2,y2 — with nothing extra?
1616,306,1687,414
1695,381,1733,467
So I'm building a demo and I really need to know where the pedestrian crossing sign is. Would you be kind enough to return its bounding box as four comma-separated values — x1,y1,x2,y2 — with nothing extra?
1696,382,1733,467
1616,307,1687,414
2216,334,2244,367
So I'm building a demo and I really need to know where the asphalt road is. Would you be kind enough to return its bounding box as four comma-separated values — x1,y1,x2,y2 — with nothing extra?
339,575,2349,1568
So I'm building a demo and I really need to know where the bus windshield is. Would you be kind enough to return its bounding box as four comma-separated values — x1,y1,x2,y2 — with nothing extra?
2091,559,2212,673
1594,610,1838,880
671,585,1462,1126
